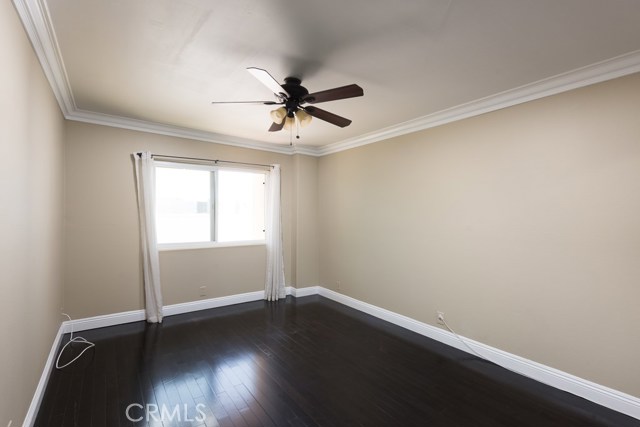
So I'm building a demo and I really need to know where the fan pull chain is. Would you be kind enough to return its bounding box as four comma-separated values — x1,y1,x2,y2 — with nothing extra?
289,121,293,146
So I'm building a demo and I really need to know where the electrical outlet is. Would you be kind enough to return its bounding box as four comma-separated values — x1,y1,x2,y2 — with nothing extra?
199,286,207,297
436,311,445,325
336,280,341,291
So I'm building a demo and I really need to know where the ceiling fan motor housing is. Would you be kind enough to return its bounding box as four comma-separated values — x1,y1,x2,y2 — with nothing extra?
282,77,309,116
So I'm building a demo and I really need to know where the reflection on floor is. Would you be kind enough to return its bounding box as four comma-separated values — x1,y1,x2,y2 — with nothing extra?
36,295,639,426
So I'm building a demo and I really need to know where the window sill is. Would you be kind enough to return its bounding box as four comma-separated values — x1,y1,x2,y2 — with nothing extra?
158,240,266,252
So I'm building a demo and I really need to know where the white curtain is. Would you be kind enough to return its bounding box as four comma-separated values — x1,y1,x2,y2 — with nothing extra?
264,164,286,301
132,152,164,323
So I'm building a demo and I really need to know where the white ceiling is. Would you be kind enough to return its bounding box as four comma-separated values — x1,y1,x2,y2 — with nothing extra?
18,0,640,153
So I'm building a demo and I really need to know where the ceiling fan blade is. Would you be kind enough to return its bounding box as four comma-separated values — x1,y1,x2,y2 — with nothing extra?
268,121,285,132
247,67,289,97
211,100,281,105
304,84,363,104
303,106,352,127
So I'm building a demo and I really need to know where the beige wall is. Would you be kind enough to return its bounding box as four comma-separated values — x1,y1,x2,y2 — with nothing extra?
6,0,639,415
291,154,320,286
64,122,320,318
0,2,66,424
317,72,640,397
159,245,267,305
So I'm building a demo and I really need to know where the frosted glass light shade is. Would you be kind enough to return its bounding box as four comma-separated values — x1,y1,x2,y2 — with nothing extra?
297,109,312,127
282,116,295,130
269,107,287,124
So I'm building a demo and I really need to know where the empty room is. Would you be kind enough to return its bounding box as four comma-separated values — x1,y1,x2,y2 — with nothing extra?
2,0,640,426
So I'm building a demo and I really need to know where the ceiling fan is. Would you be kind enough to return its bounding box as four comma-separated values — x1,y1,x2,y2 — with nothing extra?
212,67,364,134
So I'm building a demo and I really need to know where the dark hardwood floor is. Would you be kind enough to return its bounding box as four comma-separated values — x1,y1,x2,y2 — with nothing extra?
36,295,639,427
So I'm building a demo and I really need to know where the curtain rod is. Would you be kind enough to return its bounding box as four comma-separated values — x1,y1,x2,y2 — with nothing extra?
140,153,273,169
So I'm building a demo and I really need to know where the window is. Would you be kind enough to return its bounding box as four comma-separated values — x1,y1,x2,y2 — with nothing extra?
155,162,266,248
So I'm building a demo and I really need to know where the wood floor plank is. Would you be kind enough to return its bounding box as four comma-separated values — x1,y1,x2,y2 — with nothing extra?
35,296,640,427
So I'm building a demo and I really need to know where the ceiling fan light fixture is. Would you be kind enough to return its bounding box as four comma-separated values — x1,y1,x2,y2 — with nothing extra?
283,116,296,130
296,109,312,128
270,107,287,124
217,67,363,133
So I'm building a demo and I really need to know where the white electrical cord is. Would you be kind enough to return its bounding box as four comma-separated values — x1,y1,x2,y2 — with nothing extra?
441,317,544,386
441,317,488,361
55,313,95,369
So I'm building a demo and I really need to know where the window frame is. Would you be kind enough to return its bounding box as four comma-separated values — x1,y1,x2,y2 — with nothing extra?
154,160,267,251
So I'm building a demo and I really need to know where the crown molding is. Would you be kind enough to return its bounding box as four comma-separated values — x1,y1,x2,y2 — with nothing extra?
71,108,324,156
70,109,298,155
291,144,322,156
14,0,640,158
13,0,75,115
71,108,325,156
318,49,640,156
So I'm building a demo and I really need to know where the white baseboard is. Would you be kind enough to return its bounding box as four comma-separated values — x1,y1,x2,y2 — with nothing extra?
63,309,146,334
289,285,320,298
27,286,639,425
22,323,65,427
163,290,266,317
63,289,276,334
315,287,640,421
